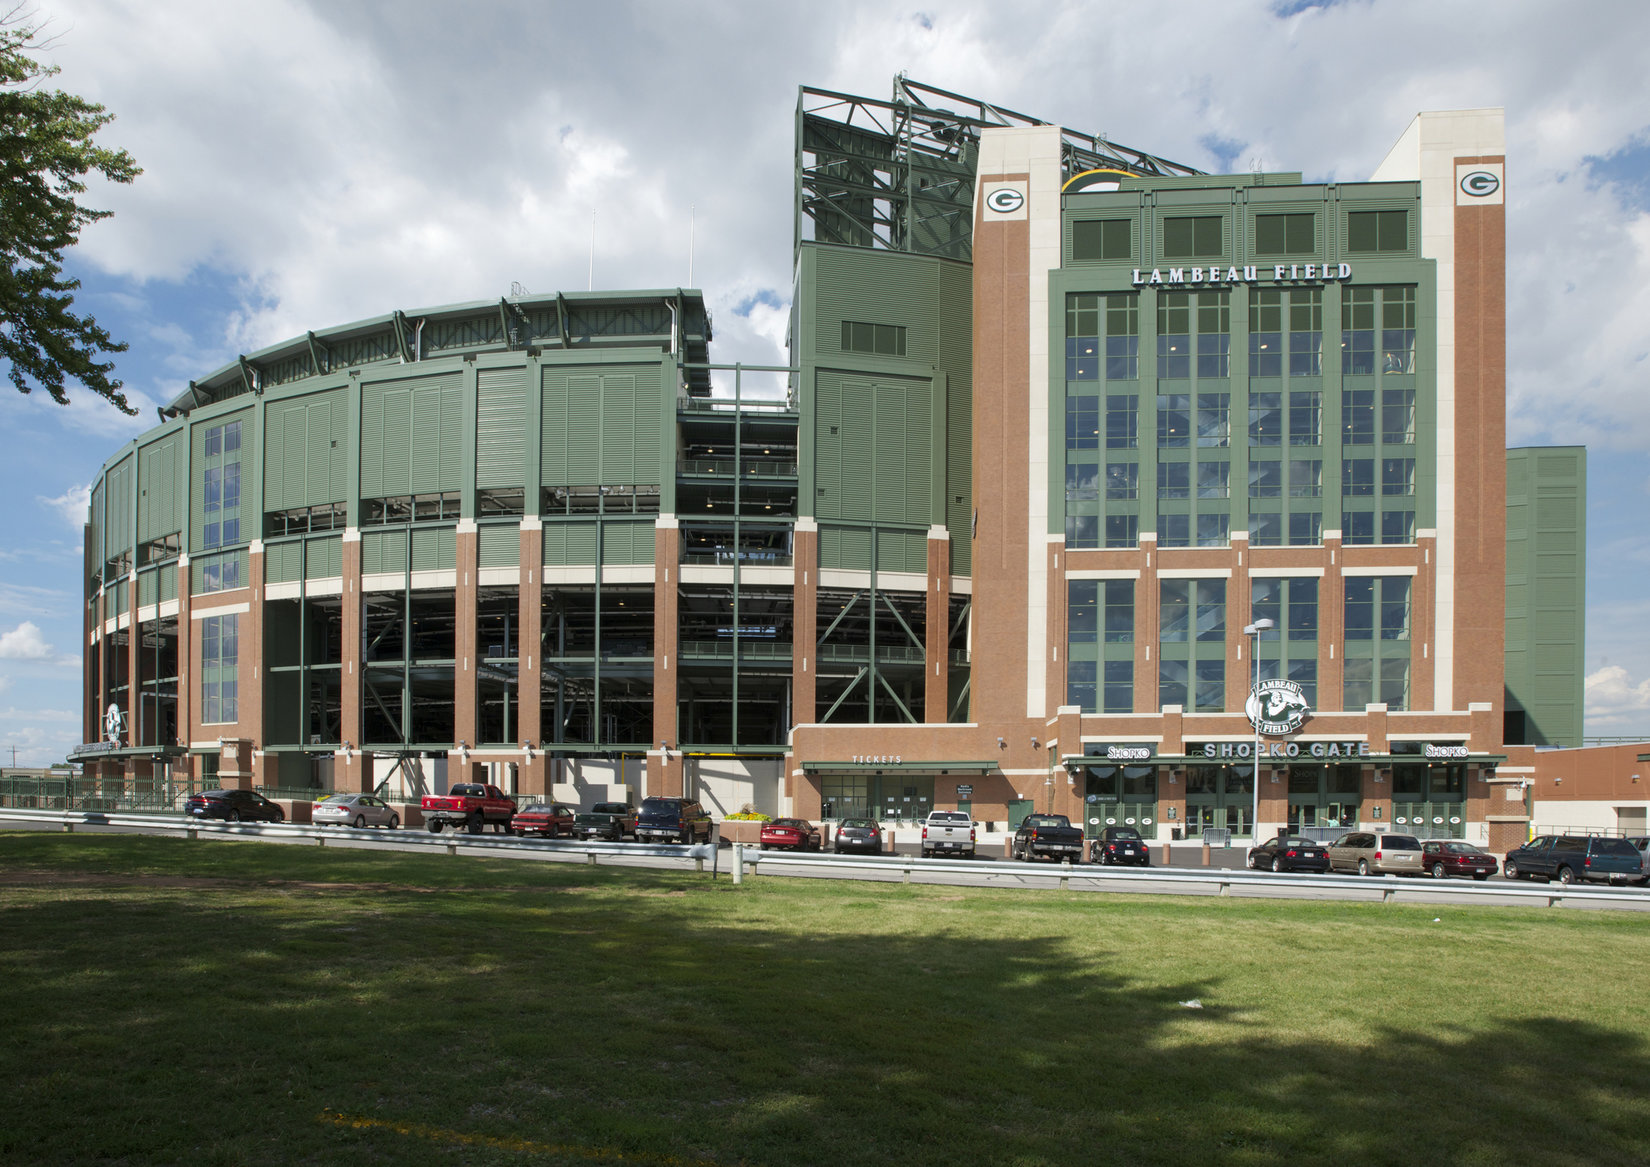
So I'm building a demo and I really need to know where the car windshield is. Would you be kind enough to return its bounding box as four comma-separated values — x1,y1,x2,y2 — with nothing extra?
639,799,682,815
449,784,485,797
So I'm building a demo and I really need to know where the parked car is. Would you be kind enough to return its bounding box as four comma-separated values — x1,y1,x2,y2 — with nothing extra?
759,818,821,851
920,810,977,858
573,802,637,841
633,797,715,845
1090,825,1151,867
312,792,399,829
1504,835,1646,886
1328,831,1424,876
420,783,516,834
832,818,884,855
1420,839,1497,880
1013,813,1085,862
1248,833,1329,873
1627,836,1650,881
512,803,577,838
184,788,285,823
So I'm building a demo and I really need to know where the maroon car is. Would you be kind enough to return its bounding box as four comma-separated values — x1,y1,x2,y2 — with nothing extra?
512,802,576,838
1421,839,1499,880
759,818,821,851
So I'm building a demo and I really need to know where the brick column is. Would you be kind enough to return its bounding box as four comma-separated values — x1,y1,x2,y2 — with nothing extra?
650,516,681,796
340,530,363,759
519,518,543,758
792,518,819,725
925,526,951,724
453,521,479,751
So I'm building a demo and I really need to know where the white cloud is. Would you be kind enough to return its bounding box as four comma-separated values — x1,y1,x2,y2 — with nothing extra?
0,621,55,660
38,484,92,528
1585,665,1650,729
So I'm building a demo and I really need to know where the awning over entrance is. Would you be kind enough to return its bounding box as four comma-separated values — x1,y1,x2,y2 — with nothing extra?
66,742,189,764
800,759,999,775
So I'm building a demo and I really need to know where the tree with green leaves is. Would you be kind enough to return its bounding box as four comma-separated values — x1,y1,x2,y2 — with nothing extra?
0,15,140,414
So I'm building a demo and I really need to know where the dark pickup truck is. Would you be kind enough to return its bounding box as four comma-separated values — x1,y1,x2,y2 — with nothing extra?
573,802,637,841
420,783,516,834
1013,813,1085,862
1505,835,1647,886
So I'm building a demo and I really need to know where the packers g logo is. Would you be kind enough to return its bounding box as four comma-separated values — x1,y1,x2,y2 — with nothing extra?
984,187,1025,214
1459,170,1500,198
1246,679,1311,736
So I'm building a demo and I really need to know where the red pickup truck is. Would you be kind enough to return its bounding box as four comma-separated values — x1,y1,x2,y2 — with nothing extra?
420,783,516,834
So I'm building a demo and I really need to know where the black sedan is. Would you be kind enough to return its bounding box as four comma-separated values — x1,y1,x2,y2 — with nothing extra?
1248,833,1329,873
832,818,884,855
184,788,286,823
1090,825,1151,866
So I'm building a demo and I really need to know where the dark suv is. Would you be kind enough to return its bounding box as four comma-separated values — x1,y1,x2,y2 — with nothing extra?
633,797,714,845
1504,835,1646,886
184,788,285,823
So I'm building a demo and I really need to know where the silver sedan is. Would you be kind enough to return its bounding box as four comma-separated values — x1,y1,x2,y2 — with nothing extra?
312,793,400,829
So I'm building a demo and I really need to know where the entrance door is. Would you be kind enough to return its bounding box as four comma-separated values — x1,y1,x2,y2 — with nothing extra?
1007,799,1035,829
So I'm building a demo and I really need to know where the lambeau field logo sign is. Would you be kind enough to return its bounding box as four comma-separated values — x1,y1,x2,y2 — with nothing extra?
1245,679,1311,736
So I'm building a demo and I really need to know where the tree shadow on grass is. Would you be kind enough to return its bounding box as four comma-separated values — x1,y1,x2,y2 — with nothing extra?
0,839,1646,1166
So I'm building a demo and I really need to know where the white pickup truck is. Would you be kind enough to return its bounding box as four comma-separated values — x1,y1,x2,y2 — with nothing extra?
920,810,977,858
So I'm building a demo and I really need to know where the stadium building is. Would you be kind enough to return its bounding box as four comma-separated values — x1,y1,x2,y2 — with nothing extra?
70,80,1635,849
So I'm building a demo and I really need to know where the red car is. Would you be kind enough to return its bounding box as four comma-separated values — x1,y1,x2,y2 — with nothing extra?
512,802,576,838
1420,839,1499,880
759,818,821,851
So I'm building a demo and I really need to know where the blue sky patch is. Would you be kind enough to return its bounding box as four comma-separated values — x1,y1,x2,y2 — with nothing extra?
1583,133,1650,213
733,288,785,318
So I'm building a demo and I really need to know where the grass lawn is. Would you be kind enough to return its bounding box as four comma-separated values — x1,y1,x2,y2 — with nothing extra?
1,833,1648,1166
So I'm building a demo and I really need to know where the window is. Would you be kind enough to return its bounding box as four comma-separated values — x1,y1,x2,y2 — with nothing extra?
1066,462,1099,501
1382,458,1415,496
1066,514,1099,549
1104,580,1134,642
1253,576,1319,707
1160,581,1190,642
1382,388,1415,444
1249,290,1282,376
1106,295,1140,379
841,321,906,356
1197,513,1230,547
1381,286,1416,374
201,613,239,724
1250,512,1281,546
1159,513,1191,547
364,494,461,524
1195,658,1225,712
1289,289,1322,376
1249,460,1282,499
1159,658,1188,709
1342,459,1375,496
1381,510,1415,544
1104,462,1138,500
1106,395,1138,449
1343,511,1375,545
1196,393,1230,447
1163,216,1223,259
201,419,243,554
1342,389,1375,445
1197,461,1229,499
1289,391,1321,446
1196,292,1231,378
1158,293,1190,379
1288,511,1321,546
198,551,242,594
1105,514,1138,548
1158,462,1190,499
1069,581,1099,643
1067,395,1100,449
1344,655,1409,712
1067,336,1100,381
1345,577,1411,640
1249,392,1282,446
1348,209,1408,252
1073,218,1132,261
1255,213,1315,255
1289,460,1322,497
1342,287,1375,374
1068,660,1097,710
1158,394,1191,448
1195,579,1226,641
1104,659,1133,713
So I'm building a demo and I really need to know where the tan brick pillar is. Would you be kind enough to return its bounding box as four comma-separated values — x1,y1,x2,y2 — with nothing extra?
792,518,819,725
453,521,479,750
926,526,952,724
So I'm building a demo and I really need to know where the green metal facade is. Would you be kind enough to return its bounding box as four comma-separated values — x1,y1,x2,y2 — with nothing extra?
1504,446,1586,747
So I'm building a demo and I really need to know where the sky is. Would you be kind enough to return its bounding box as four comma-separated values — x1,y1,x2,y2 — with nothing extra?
3,0,1650,767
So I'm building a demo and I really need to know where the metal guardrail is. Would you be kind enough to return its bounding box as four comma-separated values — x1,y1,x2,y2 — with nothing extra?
5,807,1647,910
730,846,1650,910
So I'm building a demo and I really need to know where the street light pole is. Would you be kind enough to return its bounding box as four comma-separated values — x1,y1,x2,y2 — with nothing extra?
1242,617,1275,842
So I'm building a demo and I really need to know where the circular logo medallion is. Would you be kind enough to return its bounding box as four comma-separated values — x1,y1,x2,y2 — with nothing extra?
984,187,1025,214
1245,679,1312,736
1459,170,1500,198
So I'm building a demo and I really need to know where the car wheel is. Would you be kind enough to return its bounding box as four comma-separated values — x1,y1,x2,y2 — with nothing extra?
1271,856,1284,873
388,815,399,830
353,814,366,829
1557,866,1576,886
1247,852,1258,870
1357,858,1370,877
227,809,241,823
1432,862,1446,879
1505,860,1520,879
274,810,285,823
428,820,444,834
466,814,484,835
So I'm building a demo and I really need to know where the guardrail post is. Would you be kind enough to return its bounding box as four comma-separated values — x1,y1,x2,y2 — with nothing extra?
587,850,598,866
902,864,911,884
446,842,458,857
61,822,74,833
1060,859,1071,890
732,843,744,884
1218,880,1229,896
186,828,198,841
316,835,326,847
